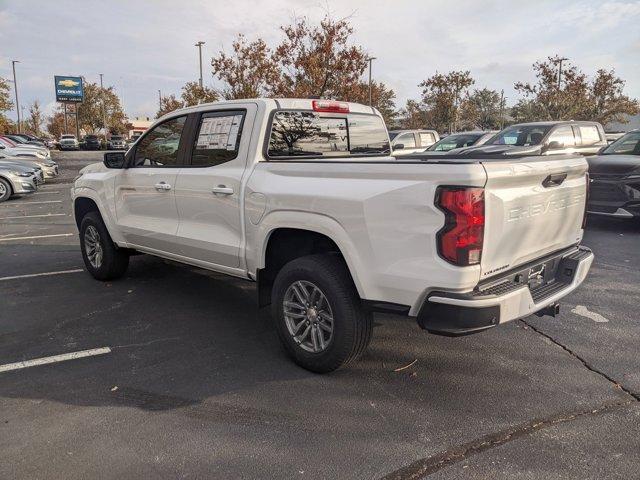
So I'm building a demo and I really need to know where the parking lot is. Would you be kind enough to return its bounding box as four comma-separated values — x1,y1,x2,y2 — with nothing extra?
0,150,638,479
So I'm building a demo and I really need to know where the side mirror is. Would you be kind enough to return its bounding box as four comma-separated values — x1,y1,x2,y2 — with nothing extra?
393,143,405,150
104,151,126,169
545,140,563,151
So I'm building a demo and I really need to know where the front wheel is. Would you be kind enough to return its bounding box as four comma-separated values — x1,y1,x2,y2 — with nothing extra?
0,178,12,202
271,254,372,373
79,212,129,281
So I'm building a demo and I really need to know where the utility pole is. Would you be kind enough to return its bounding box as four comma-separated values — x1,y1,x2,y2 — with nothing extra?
21,105,26,132
557,57,569,89
158,89,162,110
11,60,20,133
99,73,107,137
367,57,376,106
195,41,205,88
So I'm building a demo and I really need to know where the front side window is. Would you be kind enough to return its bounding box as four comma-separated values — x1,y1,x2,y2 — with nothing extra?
547,126,576,148
192,111,245,166
489,125,552,146
427,134,482,151
603,131,640,155
133,116,186,167
579,125,601,146
394,133,416,148
267,111,389,158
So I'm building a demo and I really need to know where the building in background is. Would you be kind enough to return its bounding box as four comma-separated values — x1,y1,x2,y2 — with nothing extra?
127,116,153,139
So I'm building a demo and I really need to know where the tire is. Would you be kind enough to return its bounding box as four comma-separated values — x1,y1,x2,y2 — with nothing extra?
79,211,129,281
271,253,372,373
0,178,12,203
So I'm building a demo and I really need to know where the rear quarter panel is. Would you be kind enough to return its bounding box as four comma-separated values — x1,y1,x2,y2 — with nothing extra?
245,160,487,311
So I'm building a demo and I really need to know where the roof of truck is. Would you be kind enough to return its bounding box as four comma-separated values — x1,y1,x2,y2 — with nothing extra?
160,98,380,121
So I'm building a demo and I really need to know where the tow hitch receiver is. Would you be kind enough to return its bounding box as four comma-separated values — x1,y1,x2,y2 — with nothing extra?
536,303,560,318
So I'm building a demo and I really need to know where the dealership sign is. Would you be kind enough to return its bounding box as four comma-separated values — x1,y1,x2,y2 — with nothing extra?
54,75,84,102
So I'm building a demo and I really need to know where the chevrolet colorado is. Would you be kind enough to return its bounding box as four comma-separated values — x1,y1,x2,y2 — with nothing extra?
72,99,593,372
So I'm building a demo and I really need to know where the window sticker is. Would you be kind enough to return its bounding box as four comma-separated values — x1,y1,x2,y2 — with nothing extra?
196,115,243,151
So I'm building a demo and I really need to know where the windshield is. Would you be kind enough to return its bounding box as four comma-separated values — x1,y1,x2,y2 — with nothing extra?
427,133,482,151
9,136,27,143
602,131,640,155
487,125,553,146
61,135,75,139
111,136,124,140
388,132,401,141
0,137,17,147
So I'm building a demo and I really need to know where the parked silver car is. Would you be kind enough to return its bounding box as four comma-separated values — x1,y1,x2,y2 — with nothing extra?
0,156,46,184
0,163,38,202
0,152,57,180
389,129,440,155
457,121,608,156
59,134,80,150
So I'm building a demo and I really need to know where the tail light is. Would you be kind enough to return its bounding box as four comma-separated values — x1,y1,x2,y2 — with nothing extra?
312,100,349,113
582,172,590,229
436,187,485,266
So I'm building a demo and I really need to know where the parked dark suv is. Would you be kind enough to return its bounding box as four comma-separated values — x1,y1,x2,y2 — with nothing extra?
83,135,102,150
587,130,640,219
453,121,608,157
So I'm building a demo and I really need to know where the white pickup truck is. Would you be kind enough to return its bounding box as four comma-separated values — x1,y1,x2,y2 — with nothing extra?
72,99,593,372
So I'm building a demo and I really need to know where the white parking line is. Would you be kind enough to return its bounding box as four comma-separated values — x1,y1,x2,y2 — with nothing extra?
0,200,63,206
0,268,83,281
33,191,61,195
0,233,74,242
0,213,67,220
0,347,111,374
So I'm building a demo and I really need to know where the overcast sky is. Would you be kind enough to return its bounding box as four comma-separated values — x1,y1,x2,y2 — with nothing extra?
1,0,639,120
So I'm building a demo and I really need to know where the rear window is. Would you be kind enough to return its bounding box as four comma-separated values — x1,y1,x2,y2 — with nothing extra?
267,110,390,158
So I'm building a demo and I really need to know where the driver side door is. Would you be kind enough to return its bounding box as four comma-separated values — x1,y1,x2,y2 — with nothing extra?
114,115,188,254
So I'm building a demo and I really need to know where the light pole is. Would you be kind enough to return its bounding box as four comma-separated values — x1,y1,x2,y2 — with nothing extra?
195,41,205,88
367,57,376,106
99,73,107,136
11,60,20,133
557,57,569,89
158,89,162,110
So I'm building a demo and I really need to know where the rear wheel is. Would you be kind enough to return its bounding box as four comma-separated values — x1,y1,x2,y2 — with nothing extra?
0,178,12,202
79,212,129,280
271,254,372,373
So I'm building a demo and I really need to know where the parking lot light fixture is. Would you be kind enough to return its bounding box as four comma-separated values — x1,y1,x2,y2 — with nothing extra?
11,60,20,133
195,41,205,88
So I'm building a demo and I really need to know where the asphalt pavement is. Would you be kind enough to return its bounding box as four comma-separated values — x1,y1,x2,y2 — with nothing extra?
0,150,638,479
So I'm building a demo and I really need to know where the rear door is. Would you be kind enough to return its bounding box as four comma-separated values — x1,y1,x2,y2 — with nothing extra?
114,115,188,254
481,155,588,279
173,104,257,268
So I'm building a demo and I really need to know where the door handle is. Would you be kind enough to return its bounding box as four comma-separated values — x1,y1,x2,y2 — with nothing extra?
542,173,567,188
154,182,172,191
212,185,234,195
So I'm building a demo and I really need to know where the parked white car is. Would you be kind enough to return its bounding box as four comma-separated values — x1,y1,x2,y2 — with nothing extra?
59,134,80,150
72,99,593,372
389,129,440,155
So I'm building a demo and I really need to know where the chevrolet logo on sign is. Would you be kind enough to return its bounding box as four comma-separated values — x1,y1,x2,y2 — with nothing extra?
58,79,80,87
54,75,84,103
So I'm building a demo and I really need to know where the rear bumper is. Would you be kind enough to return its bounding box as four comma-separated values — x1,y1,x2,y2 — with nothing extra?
416,247,594,336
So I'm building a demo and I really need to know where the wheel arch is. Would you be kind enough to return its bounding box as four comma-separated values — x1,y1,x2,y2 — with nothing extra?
255,219,367,308
72,187,126,244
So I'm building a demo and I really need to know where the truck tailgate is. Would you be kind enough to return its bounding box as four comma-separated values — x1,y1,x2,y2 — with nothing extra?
480,155,588,279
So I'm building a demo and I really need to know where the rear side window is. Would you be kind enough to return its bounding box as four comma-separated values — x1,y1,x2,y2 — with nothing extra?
267,111,389,158
192,111,245,166
579,125,601,146
419,132,436,146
